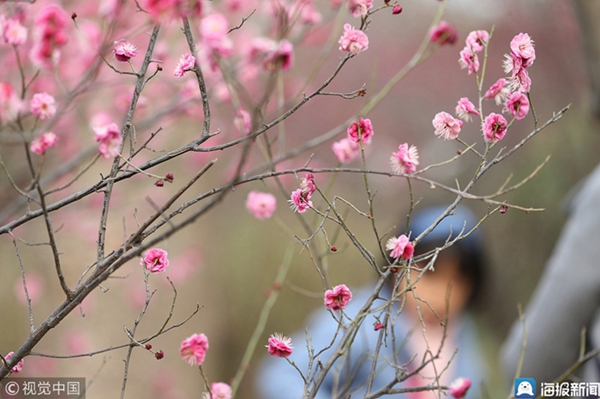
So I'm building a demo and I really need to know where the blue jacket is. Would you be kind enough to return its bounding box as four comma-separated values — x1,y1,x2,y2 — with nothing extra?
257,285,487,398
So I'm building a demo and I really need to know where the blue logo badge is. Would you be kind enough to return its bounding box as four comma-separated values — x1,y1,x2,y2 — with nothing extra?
515,378,536,398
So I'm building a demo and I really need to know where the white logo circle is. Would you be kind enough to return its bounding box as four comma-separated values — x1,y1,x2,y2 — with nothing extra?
4,381,20,396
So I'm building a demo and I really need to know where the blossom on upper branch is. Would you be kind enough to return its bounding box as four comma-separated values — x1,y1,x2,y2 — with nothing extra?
93,122,122,158
449,377,472,399
30,132,59,155
141,248,170,274
465,30,489,52
5,352,23,373
266,333,293,358
200,13,233,58
289,188,312,213
429,21,457,46
204,382,232,399
324,284,353,311
339,24,369,55
505,92,530,120
113,39,137,62
29,5,68,69
484,78,509,106
0,82,22,124
180,333,209,366
173,53,196,77
458,46,479,75
2,18,27,46
30,92,56,120
455,97,479,122
246,191,277,220
390,143,419,174
482,113,508,143
332,138,359,163
503,33,535,93
347,117,373,144
386,234,414,260
432,111,463,140
347,0,373,18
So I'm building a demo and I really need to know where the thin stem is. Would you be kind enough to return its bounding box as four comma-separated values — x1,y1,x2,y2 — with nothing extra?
230,246,295,397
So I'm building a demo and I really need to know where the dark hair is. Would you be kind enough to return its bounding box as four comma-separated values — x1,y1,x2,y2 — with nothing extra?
407,205,486,309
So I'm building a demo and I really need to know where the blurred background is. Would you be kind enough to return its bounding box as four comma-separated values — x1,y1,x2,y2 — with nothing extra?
0,0,598,397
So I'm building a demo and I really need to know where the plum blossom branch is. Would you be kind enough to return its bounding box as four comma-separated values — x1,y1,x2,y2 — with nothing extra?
96,25,161,267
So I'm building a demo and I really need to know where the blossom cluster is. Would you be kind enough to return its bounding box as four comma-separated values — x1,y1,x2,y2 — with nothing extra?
431,30,535,144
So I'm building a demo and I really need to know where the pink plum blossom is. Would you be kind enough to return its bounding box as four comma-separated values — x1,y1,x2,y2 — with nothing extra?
458,46,479,75
390,143,419,174
449,377,471,399
502,52,522,77
510,33,535,67
482,113,508,143
200,13,233,57
347,117,374,143
465,30,489,52
204,382,232,399
338,24,369,55
484,78,509,105
93,122,122,158
30,132,59,155
505,92,530,120
3,18,27,46
0,82,22,124
432,111,463,140
30,5,68,69
300,173,316,196
392,5,403,14
246,191,277,220
509,67,532,93
5,352,24,373
30,92,56,120
264,40,294,71
141,248,170,274
324,284,353,311
113,39,137,62
429,21,457,46
173,53,196,77
248,38,294,71
386,234,414,260
289,188,312,213
180,333,209,365
347,0,373,18
332,138,360,163
455,97,479,122
266,333,293,358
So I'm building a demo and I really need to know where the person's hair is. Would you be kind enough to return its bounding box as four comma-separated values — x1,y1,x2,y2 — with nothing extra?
406,204,486,309
412,238,485,309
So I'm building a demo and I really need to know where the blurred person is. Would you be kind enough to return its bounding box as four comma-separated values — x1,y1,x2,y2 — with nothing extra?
256,205,491,399
501,163,600,387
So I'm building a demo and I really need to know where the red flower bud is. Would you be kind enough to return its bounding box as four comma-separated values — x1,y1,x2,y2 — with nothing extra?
165,172,174,182
331,246,337,252
145,344,152,350
155,350,164,360
392,5,402,14
155,179,164,187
